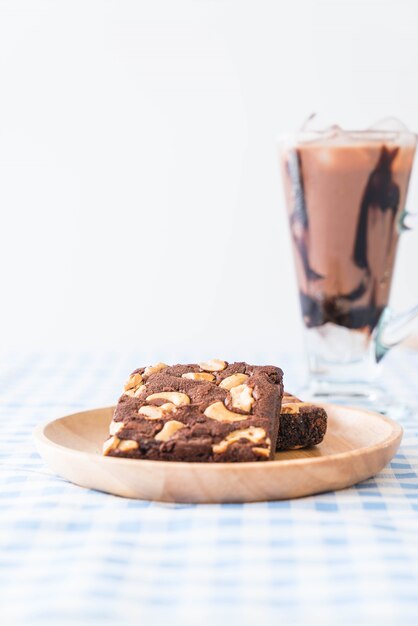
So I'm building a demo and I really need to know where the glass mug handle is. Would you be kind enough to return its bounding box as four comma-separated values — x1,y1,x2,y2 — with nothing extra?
375,209,418,361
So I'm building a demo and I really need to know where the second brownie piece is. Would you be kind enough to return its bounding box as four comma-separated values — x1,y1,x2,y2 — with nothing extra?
104,360,283,462
276,392,327,450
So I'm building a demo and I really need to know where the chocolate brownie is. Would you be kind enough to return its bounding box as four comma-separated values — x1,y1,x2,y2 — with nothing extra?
103,360,283,462
276,392,327,450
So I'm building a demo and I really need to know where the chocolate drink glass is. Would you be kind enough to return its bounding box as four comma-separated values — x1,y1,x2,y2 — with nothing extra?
279,125,418,406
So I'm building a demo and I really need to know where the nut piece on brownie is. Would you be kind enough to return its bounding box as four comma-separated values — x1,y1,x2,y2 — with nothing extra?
103,361,283,462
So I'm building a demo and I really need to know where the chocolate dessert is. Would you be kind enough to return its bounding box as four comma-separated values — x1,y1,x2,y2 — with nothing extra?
277,392,327,450
103,360,283,462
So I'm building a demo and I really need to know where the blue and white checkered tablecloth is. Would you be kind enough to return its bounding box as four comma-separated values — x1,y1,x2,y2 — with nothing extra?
0,351,418,626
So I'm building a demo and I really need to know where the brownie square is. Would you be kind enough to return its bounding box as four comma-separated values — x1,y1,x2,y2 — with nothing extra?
103,360,283,462
276,392,327,450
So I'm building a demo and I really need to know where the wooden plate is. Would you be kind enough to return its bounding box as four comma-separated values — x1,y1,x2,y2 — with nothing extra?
33,404,403,503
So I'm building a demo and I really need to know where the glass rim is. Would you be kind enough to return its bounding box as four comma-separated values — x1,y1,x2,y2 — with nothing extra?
277,128,418,145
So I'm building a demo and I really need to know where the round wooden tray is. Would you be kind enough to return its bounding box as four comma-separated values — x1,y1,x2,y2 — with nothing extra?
33,403,403,503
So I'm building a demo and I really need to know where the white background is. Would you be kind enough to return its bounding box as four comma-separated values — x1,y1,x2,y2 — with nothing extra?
1,0,418,363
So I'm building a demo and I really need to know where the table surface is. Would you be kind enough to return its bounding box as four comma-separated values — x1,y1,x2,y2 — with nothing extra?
1,351,418,626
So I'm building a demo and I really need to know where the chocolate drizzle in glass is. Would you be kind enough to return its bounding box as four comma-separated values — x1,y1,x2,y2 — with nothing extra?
286,151,324,281
353,146,400,271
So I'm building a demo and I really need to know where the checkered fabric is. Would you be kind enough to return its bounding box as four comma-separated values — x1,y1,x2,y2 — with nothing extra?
0,351,417,626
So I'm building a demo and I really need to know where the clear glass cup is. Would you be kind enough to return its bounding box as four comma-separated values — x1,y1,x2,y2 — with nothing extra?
278,124,418,408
